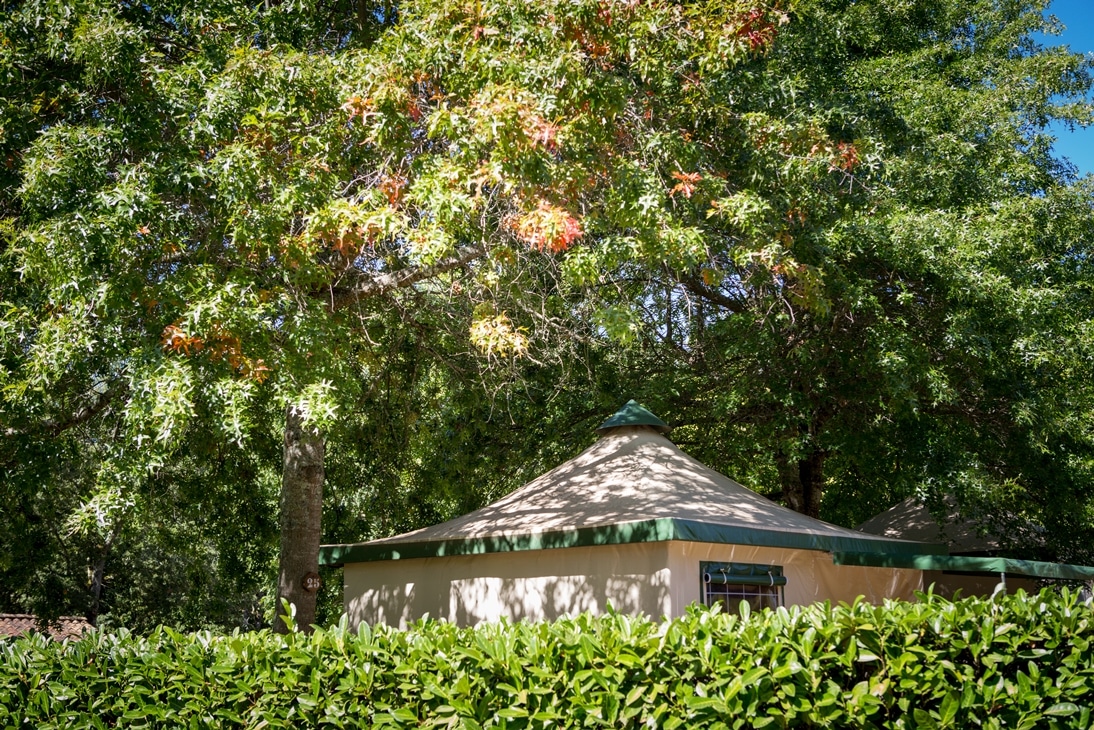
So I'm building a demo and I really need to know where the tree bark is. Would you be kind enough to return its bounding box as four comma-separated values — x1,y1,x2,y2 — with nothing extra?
87,524,121,627
777,449,826,519
275,405,325,633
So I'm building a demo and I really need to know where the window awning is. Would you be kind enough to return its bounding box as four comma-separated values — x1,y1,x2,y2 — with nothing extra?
704,573,788,587
832,552,1094,581
703,562,787,587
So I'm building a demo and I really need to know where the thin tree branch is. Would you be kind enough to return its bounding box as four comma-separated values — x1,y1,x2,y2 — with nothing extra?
677,273,748,314
2,385,119,440
325,245,487,311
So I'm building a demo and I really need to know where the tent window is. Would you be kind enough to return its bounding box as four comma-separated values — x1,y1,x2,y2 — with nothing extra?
701,562,785,613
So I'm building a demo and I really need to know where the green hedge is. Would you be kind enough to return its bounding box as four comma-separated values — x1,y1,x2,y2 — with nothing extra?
1,590,1092,729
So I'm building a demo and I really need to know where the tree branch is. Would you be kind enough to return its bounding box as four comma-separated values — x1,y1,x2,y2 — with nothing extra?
677,273,748,314
325,245,486,311
3,385,119,440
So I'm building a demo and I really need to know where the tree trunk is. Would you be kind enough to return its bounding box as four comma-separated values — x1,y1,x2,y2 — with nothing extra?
87,523,122,627
777,449,826,519
275,405,325,634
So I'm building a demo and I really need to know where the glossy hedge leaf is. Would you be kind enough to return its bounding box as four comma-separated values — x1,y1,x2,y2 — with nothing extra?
1,590,1093,728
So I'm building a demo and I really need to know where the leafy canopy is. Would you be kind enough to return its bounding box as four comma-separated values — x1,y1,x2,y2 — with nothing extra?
2,0,1093,625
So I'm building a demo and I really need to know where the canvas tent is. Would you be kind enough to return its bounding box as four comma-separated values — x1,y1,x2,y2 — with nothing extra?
853,497,1094,598
857,496,1002,554
322,402,944,628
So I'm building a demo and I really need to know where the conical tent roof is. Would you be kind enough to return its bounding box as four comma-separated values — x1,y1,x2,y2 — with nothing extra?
321,409,943,566
857,496,1002,554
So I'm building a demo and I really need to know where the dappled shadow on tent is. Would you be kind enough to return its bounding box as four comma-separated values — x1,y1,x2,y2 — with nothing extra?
331,423,934,628
346,543,673,628
368,427,898,547
857,495,1004,554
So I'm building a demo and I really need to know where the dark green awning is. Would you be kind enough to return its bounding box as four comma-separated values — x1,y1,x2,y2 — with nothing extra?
321,518,945,566
832,552,1094,581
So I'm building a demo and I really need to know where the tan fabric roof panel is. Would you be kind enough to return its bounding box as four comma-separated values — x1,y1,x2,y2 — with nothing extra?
323,427,942,565
856,496,1002,554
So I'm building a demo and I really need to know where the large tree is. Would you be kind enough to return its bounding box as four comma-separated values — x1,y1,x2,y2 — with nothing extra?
578,0,1094,557
1,0,791,628
2,0,1092,631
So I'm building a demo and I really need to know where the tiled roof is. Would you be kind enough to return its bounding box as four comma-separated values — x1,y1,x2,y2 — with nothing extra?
0,613,92,641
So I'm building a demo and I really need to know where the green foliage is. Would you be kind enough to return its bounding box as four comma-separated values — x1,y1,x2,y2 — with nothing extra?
570,0,1094,557
0,0,813,626
2,591,1094,728
2,0,1093,630
0,404,281,631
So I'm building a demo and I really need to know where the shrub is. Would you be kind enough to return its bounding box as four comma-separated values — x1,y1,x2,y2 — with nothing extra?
0,589,1091,728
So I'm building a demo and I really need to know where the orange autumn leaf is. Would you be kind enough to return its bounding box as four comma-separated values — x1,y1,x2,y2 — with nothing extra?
523,116,560,152
161,324,204,355
832,142,860,172
341,94,374,123
514,202,584,253
378,175,407,206
734,8,785,51
670,171,702,198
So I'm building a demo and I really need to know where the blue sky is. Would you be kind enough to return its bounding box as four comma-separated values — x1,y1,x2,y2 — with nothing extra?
1043,0,1093,177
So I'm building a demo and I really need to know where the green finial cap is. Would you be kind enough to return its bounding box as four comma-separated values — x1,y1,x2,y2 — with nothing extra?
595,400,672,434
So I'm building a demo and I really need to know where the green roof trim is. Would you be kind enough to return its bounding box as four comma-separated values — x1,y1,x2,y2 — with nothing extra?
832,552,1094,581
319,518,944,567
595,400,671,434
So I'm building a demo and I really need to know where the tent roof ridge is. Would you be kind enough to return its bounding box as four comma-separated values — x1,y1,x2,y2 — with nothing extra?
596,400,672,434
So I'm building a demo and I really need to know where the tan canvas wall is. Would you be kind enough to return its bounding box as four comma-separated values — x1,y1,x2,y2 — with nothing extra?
344,540,925,628
922,571,1040,599
665,542,923,612
344,542,673,629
